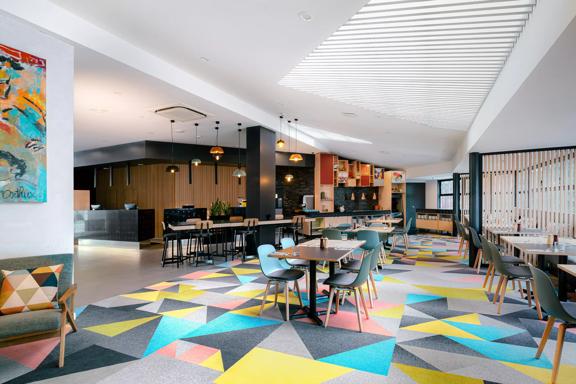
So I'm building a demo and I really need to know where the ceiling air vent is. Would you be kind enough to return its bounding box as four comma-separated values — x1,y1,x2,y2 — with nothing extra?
154,106,207,122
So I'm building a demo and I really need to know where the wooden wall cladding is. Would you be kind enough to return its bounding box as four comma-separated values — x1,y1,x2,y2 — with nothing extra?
94,163,246,237
482,149,576,237
460,174,470,218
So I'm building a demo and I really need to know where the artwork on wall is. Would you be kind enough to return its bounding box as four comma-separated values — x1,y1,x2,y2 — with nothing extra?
0,43,46,203
373,167,385,186
391,171,405,184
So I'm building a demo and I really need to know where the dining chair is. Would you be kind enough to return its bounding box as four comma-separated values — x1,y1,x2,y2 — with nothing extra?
529,265,576,384
479,235,524,294
468,226,484,273
322,228,342,240
454,220,469,258
323,249,375,332
257,244,304,321
340,230,381,307
487,241,542,318
391,217,412,253
280,237,312,294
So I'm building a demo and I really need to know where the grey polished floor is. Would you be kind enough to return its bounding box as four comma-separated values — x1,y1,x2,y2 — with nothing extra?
74,244,213,306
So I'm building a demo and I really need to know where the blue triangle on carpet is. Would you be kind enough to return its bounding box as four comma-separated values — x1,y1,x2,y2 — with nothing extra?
319,338,396,376
143,316,203,356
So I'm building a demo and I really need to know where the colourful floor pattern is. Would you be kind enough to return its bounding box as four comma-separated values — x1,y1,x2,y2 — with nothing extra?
2,235,575,383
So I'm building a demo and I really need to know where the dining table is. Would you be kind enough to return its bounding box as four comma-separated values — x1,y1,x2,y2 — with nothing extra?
270,238,365,325
484,226,544,244
365,217,403,225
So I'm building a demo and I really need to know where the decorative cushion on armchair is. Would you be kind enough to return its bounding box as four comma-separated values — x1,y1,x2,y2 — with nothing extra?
0,264,63,315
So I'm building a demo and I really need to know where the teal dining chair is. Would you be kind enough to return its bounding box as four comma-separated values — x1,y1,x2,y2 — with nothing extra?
280,237,312,295
530,265,576,384
340,230,381,307
257,244,304,321
322,228,342,240
323,249,375,333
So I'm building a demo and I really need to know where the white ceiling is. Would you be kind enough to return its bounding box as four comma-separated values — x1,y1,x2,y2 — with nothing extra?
51,0,466,168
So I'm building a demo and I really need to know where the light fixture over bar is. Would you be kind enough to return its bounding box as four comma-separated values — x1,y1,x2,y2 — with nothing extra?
280,0,536,130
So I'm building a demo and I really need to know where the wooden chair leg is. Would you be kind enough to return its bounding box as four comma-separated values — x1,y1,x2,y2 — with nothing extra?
476,250,483,274
294,280,303,308
493,275,504,304
324,288,335,328
497,277,508,314
353,288,364,333
457,238,464,257
284,283,290,321
525,280,532,308
358,286,370,320
551,323,567,384
259,281,271,316
536,316,556,358
488,266,496,294
273,282,280,308
365,281,374,308
482,264,492,288
369,271,379,300
531,278,543,320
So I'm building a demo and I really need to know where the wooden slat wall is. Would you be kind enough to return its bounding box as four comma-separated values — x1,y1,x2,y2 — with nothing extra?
95,163,246,237
460,174,470,217
482,149,576,237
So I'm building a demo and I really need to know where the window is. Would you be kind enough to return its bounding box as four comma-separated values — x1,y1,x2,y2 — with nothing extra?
438,179,453,209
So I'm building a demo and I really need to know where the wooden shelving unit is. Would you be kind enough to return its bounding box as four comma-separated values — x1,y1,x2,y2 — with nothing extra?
314,153,404,214
378,171,406,219
416,210,453,233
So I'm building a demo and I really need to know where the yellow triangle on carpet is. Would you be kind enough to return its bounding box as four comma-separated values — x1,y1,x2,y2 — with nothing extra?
401,320,482,340
198,273,233,279
200,350,225,372
395,363,483,384
414,285,488,301
85,315,160,337
122,291,161,302
161,306,204,318
373,304,404,319
443,313,481,325
231,268,260,275
382,276,406,284
502,361,576,383
231,303,274,317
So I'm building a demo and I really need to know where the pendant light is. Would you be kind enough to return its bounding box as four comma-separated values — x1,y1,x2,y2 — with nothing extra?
191,123,201,166
276,115,285,149
289,118,303,162
165,119,180,173
209,121,224,160
284,173,294,183
232,123,246,178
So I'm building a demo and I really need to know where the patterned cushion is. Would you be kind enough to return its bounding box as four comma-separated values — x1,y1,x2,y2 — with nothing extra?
0,264,63,315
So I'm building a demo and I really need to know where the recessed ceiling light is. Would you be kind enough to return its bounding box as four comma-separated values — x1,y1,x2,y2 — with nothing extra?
342,112,357,118
175,129,185,133
298,11,312,22
200,57,210,62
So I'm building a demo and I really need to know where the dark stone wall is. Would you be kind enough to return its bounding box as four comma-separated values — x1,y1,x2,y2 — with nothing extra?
334,187,379,212
276,166,314,217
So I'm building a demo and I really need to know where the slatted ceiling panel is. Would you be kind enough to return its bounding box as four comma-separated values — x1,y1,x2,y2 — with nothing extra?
482,148,576,237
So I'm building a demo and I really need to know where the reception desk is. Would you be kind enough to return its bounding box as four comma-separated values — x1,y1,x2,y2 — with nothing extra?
74,209,155,248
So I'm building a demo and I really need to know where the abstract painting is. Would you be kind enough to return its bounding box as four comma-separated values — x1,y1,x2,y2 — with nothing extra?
0,43,46,203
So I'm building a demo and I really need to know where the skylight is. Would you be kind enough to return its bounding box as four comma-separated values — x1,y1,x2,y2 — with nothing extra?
280,0,536,130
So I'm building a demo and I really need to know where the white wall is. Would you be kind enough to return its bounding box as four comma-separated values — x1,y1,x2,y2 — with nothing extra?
0,12,74,258
425,181,438,209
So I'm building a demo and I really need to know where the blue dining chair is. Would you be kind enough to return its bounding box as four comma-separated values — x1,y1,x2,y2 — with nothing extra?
257,244,304,321
281,237,311,294
341,230,381,306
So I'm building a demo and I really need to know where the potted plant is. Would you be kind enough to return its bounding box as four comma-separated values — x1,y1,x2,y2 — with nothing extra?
209,198,230,222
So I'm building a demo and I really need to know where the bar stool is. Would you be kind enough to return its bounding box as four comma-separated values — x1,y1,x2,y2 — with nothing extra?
235,218,258,262
161,222,183,268
192,220,214,266
185,218,201,257
283,215,306,244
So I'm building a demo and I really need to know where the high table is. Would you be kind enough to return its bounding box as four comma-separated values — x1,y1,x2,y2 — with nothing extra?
348,225,395,234
501,236,576,301
485,226,544,244
270,239,364,325
365,217,402,225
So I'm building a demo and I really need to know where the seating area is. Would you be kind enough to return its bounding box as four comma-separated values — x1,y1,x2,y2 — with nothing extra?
1,1,576,383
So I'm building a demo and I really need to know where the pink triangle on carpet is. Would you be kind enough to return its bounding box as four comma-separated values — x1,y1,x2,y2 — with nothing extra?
0,337,60,369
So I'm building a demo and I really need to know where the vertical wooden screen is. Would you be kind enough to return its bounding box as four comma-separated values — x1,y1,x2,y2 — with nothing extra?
482,148,576,237
460,174,470,218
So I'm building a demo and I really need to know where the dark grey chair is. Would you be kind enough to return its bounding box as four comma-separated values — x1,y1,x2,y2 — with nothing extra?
479,234,524,294
454,220,469,258
530,265,576,384
391,217,412,253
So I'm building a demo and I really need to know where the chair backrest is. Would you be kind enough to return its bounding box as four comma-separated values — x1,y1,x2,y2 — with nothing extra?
356,230,380,251
405,217,413,231
468,226,482,249
243,218,259,228
454,219,463,237
280,237,295,249
336,223,352,230
257,244,284,276
485,240,506,274
529,265,574,322
198,220,213,230
0,254,74,297
292,215,306,227
479,235,493,262
350,249,376,287
322,228,342,240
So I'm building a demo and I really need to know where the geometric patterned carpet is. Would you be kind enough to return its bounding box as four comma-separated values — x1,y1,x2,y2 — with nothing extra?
1,235,575,383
